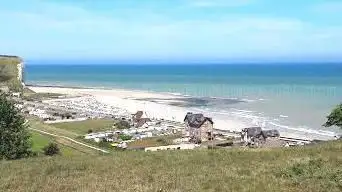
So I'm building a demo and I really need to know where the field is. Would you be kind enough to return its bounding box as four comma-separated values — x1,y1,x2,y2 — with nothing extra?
127,135,179,149
28,119,109,155
1,140,341,192
30,131,91,157
52,119,115,135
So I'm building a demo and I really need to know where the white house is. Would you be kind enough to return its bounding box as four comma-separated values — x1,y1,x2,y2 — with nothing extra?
145,144,199,152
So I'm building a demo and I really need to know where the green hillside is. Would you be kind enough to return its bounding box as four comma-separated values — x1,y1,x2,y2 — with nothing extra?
0,55,23,91
1,140,341,192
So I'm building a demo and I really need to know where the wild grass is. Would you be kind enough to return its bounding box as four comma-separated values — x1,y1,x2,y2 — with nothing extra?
0,56,22,91
1,140,341,192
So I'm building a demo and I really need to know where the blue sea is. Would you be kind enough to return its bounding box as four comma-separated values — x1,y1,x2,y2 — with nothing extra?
25,63,342,138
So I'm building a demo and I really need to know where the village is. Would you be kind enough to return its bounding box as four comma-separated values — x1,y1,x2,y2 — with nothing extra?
11,91,316,153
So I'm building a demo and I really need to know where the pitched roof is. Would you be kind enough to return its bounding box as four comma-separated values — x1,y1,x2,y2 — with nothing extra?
184,112,213,128
132,111,144,119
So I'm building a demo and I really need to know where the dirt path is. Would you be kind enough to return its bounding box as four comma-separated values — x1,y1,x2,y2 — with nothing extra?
29,127,109,154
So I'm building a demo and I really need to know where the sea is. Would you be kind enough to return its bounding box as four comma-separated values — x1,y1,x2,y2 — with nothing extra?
25,63,342,139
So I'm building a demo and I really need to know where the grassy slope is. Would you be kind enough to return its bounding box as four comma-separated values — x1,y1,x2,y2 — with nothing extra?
28,119,108,155
30,132,50,152
30,132,86,157
53,119,115,135
0,56,22,91
1,141,341,192
128,135,179,148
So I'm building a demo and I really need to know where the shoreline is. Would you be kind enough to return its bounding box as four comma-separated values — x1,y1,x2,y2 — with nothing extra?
27,84,338,141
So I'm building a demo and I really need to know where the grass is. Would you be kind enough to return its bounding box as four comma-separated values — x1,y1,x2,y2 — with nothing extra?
0,56,22,91
30,132,50,152
128,135,178,149
2,139,341,192
29,118,80,138
29,131,89,157
28,119,108,155
52,119,115,135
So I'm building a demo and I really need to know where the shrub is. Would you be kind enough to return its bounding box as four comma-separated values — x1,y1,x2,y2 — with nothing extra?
119,134,132,141
324,103,342,129
43,143,60,156
87,129,93,134
0,93,32,160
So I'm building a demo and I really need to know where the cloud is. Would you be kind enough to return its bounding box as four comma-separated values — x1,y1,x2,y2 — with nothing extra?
1,0,342,61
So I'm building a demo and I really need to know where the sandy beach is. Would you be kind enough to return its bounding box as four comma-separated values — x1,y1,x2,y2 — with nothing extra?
28,85,338,141
28,86,250,130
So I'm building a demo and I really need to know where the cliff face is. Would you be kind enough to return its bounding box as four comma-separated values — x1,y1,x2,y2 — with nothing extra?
0,55,24,91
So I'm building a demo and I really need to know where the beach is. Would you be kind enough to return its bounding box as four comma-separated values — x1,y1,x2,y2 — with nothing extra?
28,86,249,130
28,85,338,141
24,64,342,141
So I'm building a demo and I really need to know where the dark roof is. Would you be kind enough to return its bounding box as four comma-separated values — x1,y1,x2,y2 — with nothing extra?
132,111,144,119
184,112,213,128
135,118,151,128
242,127,262,137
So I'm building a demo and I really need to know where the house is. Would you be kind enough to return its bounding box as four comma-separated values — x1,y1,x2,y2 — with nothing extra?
240,127,263,145
131,111,151,128
240,127,281,147
145,144,199,152
183,112,214,143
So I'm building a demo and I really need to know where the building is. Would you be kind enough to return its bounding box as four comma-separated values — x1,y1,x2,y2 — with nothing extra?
145,144,199,152
131,111,151,128
183,112,214,143
240,127,281,147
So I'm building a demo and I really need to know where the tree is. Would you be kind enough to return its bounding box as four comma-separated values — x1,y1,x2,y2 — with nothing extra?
323,103,342,129
43,143,60,156
115,120,130,129
0,93,32,160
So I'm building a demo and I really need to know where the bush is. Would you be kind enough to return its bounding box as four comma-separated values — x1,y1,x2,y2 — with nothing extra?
87,129,93,134
43,143,60,156
0,93,32,160
115,120,130,129
324,103,342,129
119,134,132,141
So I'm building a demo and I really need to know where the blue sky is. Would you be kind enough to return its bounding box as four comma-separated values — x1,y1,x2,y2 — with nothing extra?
1,0,342,62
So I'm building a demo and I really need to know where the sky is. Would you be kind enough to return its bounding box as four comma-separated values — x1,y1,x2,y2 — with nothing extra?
1,0,342,63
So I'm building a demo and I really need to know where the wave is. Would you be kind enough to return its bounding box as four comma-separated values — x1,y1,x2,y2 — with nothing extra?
268,122,336,137
192,106,337,138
